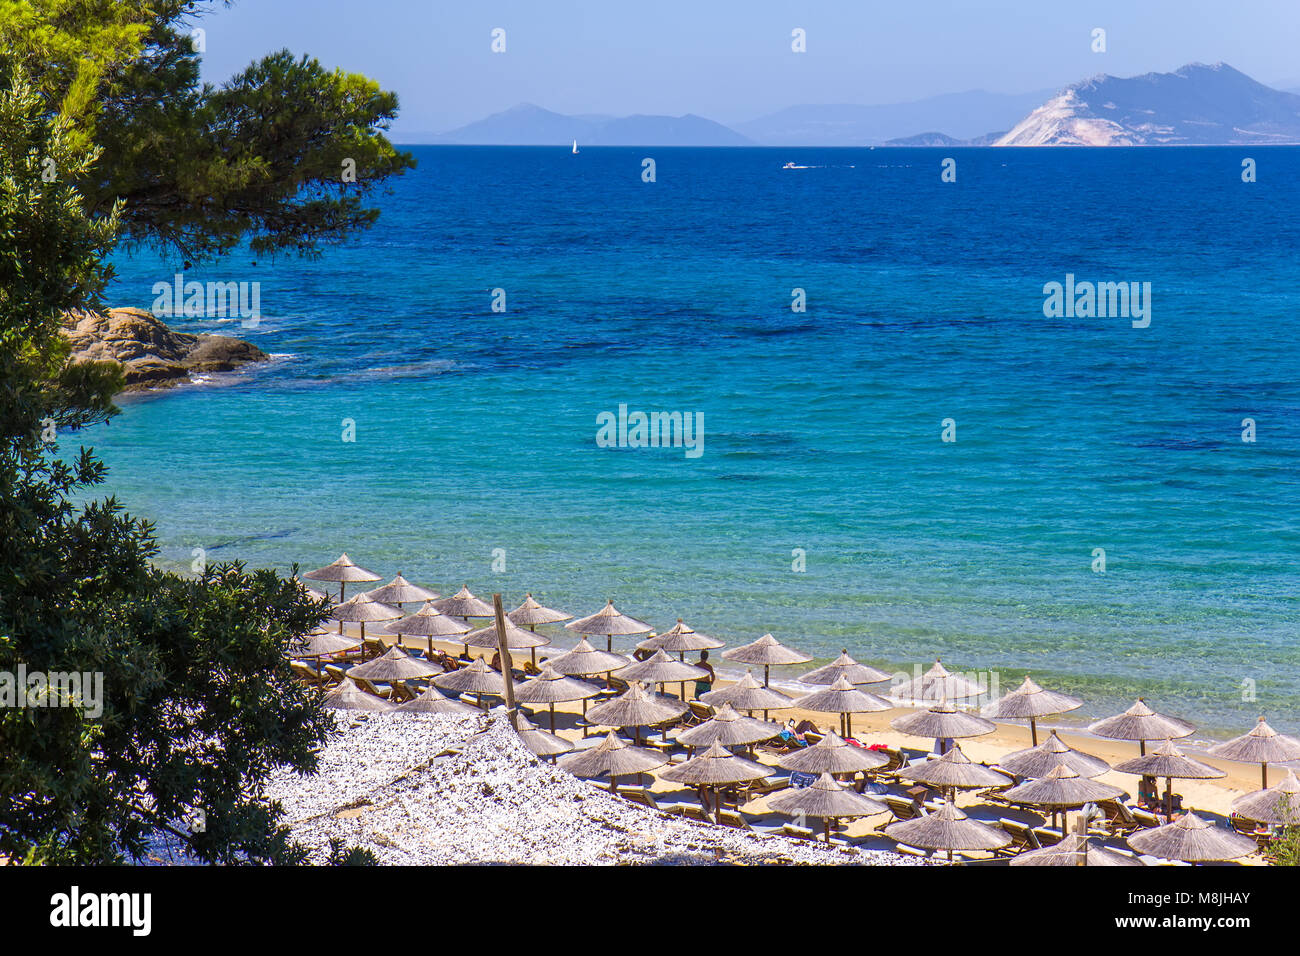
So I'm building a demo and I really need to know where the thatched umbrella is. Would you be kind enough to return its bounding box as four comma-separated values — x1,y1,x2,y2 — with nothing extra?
559,730,666,790
348,645,442,683
323,677,396,713
395,683,479,715
433,657,505,709
433,585,496,620
585,681,688,744
1003,763,1125,832
798,649,891,687
293,577,331,603
885,799,1011,862
890,658,985,703
329,593,402,645
998,731,1111,779
363,573,440,607
891,699,996,753
984,676,1083,746
1114,739,1225,816
898,743,1012,798
513,664,601,733
699,670,795,715
1127,812,1259,863
302,553,381,605
614,649,707,700
1208,717,1300,789
462,617,551,665
381,599,471,656
546,638,630,678
514,712,574,760
1088,699,1194,755
778,730,889,776
768,771,887,842
677,702,781,749
795,675,892,738
566,599,652,652
508,593,572,629
638,619,724,660
1230,768,1300,825
1011,833,1145,867
659,740,770,822
294,630,362,659
721,633,811,687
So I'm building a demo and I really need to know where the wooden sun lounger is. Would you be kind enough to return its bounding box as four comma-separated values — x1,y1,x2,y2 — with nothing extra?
361,637,388,660
716,810,754,831
322,663,348,684
616,787,662,811
870,748,909,779
782,824,817,841
667,803,712,823
1132,807,1162,829
999,819,1043,852
290,661,325,684
1094,798,1141,835
685,701,713,724
353,676,391,699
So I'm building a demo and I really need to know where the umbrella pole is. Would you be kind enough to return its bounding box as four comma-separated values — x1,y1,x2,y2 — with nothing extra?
550,703,556,734
1262,762,1268,790
824,819,831,843
847,713,853,738
764,665,770,687
1139,740,1146,756
610,773,618,793
1030,717,1038,747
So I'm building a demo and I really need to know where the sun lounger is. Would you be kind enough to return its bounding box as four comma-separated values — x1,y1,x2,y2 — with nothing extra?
290,661,325,684
1132,808,1162,829
1031,826,1063,847
782,824,817,841
668,804,712,823
616,787,662,811
686,701,713,724
716,810,754,831
999,818,1043,852
322,663,348,683
361,637,388,660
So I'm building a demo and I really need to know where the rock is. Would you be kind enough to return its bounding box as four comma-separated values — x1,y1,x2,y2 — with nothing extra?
61,307,269,392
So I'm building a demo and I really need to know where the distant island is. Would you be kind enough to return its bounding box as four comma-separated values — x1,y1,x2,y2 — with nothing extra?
413,63,1300,147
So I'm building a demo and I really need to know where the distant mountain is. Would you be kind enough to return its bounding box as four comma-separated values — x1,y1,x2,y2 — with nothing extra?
735,90,1051,146
996,62,1300,146
882,130,1006,147
429,103,753,146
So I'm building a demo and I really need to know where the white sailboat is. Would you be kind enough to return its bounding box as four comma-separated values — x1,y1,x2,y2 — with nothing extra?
572,139,579,154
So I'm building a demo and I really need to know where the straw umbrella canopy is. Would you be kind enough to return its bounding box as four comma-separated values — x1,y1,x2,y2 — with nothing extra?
1230,769,1300,825
348,645,442,683
513,664,601,733
659,740,770,822
1003,763,1125,832
323,677,396,713
998,731,1111,779
614,649,707,700
433,585,496,620
795,675,893,738
676,702,781,749
1114,739,1225,817
508,593,572,629
1088,699,1194,755
294,630,362,658
798,649,891,687
1127,812,1258,863
462,617,552,665
778,729,889,775
890,659,985,703
363,573,440,607
559,730,666,790
302,553,382,603
768,772,888,842
585,681,688,743
699,670,795,714
514,712,574,760
566,599,653,651
381,600,471,656
984,676,1083,746
1011,833,1145,867
898,743,1012,797
637,619,724,660
545,638,630,678
885,799,1011,862
891,699,996,752
721,633,812,686
329,593,402,643
395,683,480,715
1208,717,1300,789
433,658,505,709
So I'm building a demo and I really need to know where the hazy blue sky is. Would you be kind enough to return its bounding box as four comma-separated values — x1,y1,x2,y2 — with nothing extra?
194,1,1300,133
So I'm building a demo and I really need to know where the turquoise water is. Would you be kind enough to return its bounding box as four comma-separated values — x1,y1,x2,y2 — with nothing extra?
82,146,1300,735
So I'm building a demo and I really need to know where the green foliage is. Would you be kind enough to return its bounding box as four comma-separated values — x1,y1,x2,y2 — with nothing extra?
1,0,414,261
327,838,379,866
1,1,406,863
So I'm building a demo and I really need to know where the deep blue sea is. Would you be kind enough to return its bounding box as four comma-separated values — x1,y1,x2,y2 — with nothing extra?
84,146,1300,736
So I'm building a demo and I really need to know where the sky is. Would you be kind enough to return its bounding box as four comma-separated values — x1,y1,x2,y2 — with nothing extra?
193,1,1300,135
